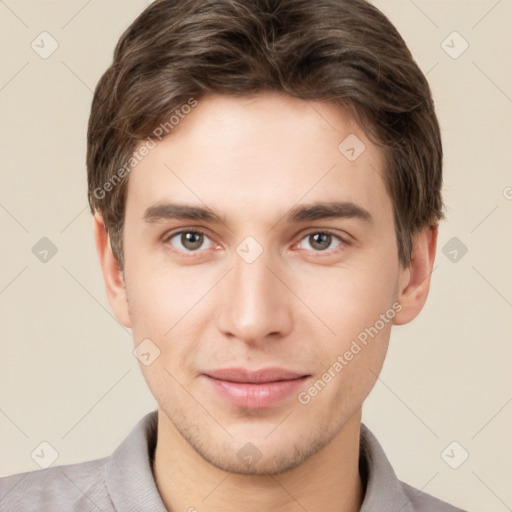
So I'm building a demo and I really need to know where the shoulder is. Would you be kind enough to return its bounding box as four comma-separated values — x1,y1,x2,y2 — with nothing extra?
399,480,469,512
0,456,114,512
0,411,161,512
359,423,469,512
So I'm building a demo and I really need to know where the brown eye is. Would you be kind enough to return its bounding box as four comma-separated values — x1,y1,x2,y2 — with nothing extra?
309,233,331,251
181,232,203,250
167,230,213,252
297,232,345,253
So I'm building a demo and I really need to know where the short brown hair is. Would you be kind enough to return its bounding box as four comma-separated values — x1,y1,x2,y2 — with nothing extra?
87,0,444,271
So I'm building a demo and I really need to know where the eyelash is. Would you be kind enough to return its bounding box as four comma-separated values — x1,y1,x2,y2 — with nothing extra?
162,228,351,257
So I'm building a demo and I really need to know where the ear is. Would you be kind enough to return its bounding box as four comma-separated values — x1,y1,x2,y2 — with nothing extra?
393,224,438,326
93,212,132,328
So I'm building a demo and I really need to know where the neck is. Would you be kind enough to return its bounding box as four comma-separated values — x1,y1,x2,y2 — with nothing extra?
153,408,364,512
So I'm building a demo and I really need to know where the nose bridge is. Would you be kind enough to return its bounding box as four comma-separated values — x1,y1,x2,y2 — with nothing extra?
233,250,272,303
217,244,292,342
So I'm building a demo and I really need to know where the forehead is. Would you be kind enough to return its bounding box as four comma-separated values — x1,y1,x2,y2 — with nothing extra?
125,93,391,226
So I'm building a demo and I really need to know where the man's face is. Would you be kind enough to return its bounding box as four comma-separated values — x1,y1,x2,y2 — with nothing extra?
121,93,405,474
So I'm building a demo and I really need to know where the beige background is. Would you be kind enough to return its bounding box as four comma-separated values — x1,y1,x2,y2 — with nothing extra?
1,1,511,510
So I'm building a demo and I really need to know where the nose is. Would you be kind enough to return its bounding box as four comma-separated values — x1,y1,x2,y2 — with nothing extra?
216,248,293,345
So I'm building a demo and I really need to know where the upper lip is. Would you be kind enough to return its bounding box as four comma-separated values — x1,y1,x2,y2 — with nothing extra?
204,367,309,383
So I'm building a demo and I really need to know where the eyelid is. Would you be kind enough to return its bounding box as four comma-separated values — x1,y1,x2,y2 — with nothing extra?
294,229,352,254
162,227,218,254
162,227,352,255
299,228,352,243
162,226,212,243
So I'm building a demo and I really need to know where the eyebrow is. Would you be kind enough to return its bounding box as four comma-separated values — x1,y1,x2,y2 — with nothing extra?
143,201,373,225
286,201,372,223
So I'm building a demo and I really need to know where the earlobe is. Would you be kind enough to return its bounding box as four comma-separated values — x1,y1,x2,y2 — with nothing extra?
93,213,132,328
393,225,438,326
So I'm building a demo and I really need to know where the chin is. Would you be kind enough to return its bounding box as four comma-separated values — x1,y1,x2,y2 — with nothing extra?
197,442,314,476
179,422,335,476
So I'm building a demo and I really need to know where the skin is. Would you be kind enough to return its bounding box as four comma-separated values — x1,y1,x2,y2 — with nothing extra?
94,92,437,512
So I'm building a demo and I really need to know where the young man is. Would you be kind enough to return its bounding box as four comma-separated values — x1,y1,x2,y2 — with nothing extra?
0,0,468,511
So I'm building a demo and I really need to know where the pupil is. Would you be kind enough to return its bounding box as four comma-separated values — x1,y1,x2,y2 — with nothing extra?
311,233,330,250
183,232,203,250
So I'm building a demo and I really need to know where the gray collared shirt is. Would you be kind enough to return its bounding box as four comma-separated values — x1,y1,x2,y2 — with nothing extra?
0,410,467,511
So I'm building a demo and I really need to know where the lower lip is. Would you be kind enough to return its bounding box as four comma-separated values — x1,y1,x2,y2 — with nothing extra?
205,375,309,409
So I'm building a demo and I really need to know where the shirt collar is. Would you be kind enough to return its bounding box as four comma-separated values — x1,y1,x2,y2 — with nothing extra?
105,411,167,512
359,423,415,511
105,410,413,511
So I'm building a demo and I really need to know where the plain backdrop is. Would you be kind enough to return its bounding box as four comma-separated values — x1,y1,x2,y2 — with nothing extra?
1,1,511,511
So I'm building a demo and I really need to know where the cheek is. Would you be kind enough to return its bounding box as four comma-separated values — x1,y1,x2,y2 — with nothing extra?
292,259,398,341
125,252,208,332
124,258,217,386
288,252,399,405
